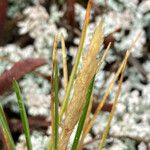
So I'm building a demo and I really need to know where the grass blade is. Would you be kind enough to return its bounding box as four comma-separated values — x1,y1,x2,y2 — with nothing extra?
79,33,141,144
0,104,16,150
97,43,111,71
61,33,68,92
77,43,111,149
0,105,11,150
71,76,95,150
13,80,32,150
47,34,58,150
54,61,59,150
77,95,93,150
59,0,92,121
98,64,126,150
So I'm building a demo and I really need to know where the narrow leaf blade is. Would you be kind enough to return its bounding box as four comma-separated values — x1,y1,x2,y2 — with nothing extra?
54,62,59,150
0,104,16,150
71,76,95,150
13,80,32,150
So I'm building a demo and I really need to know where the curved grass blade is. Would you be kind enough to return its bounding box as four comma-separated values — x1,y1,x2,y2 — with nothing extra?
0,104,16,150
13,80,32,150
71,76,95,150
59,0,92,122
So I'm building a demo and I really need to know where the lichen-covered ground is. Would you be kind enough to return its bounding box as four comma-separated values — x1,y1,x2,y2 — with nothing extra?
0,0,150,149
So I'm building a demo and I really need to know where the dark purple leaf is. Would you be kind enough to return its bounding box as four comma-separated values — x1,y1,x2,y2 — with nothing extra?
0,58,47,95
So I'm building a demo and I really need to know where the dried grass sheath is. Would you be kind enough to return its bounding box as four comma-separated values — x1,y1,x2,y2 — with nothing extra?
58,21,104,150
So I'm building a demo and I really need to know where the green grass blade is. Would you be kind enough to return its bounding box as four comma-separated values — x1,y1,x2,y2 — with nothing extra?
0,104,16,150
47,34,58,150
71,76,95,150
54,62,59,150
46,64,59,150
59,0,92,122
13,80,32,150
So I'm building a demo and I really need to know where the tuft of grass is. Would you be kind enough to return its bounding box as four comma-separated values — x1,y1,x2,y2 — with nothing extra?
13,79,32,150
71,76,95,150
77,42,111,150
78,33,141,147
59,20,104,150
59,0,92,122
0,1,141,150
0,104,16,150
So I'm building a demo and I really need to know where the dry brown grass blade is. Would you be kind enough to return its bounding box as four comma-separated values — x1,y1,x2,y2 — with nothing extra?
97,42,111,72
61,33,68,92
79,32,141,146
50,34,58,150
58,20,104,150
1,128,11,150
98,63,126,150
